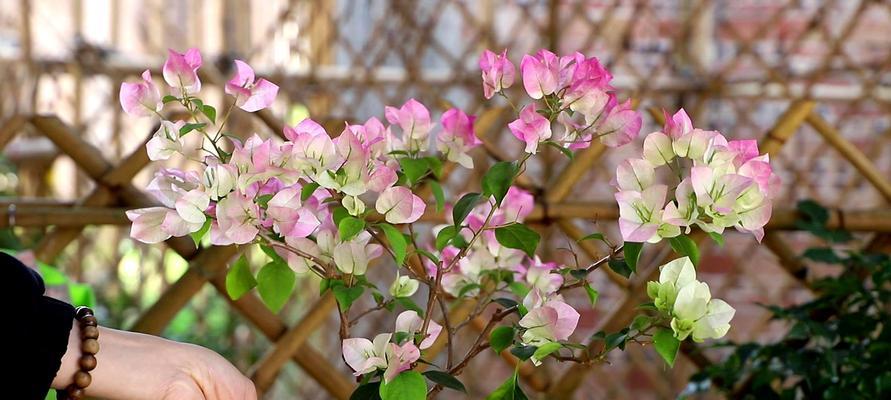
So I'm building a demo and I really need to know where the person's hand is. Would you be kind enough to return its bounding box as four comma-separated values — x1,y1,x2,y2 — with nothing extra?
54,323,257,400
158,341,257,399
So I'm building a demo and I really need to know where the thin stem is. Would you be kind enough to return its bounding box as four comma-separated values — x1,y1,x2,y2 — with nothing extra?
436,296,454,369
349,299,394,326
428,306,516,398
497,91,520,113
213,99,237,141
259,233,331,277
557,244,624,294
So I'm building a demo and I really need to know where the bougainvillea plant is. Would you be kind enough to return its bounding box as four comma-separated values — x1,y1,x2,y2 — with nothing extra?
122,47,777,398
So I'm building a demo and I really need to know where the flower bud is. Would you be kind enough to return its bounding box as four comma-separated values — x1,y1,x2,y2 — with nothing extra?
389,275,419,298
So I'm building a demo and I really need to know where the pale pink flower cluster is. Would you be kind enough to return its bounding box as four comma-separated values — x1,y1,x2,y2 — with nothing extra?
615,109,779,243
480,49,642,154
432,186,579,351
517,258,580,362
436,187,534,297
120,47,727,386
123,50,486,277
342,311,442,382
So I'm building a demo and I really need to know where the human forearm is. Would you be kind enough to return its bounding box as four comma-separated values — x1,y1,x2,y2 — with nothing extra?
52,322,256,400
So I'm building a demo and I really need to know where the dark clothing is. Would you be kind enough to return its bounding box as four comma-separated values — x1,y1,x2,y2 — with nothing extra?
2,252,74,399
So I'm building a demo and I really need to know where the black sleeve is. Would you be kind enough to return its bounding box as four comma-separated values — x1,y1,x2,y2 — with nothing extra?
1,252,75,400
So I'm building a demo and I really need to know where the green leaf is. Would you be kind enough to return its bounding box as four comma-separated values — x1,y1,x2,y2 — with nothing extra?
532,342,562,361
543,140,575,159
708,232,725,247
225,254,257,300
485,371,528,400
393,331,411,345
492,298,519,310
256,261,296,312
604,331,628,351
161,95,179,104
38,263,68,286
378,223,407,266
301,182,320,201
510,345,537,361
372,290,385,304
423,371,466,393
584,283,599,306
797,199,829,224
319,278,332,295
260,243,286,264
333,285,365,310
179,122,207,136
395,297,424,315
423,156,443,179
482,161,517,206
495,223,540,257
435,225,459,251
569,269,588,280
669,235,700,265
379,371,426,400
578,232,607,243
653,328,680,367
795,199,853,243
416,249,440,265
490,326,515,354
399,158,430,185
332,206,350,227
803,247,841,264
350,382,382,400
508,282,530,299
429,180,445,212
630,315,651,332
255,194,274,208
189,219,212,247
623,242,644,273
607,258,633,279
452,192,483,226
339,216,366,241
68,283,95,308
201,104,217,123
458,283,482,297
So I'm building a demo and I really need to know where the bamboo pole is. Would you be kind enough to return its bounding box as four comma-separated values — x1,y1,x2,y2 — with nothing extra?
0,206,129,228
10,199,891,232
130,245,239,334
757,101,815,286
250,293,338,393
545,143,607,203
806,110,891,259
30,115,111,178
807,111,891,202
29,115,199,260
759,100,815,155
0,116,28,151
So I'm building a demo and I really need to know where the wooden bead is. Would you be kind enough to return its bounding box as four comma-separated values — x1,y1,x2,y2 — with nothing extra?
75,307,93,319
81,315,98,327
79,354,97,371
82,338,100,354
73,371,91,388
82,325,99,339
66,387,84,398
